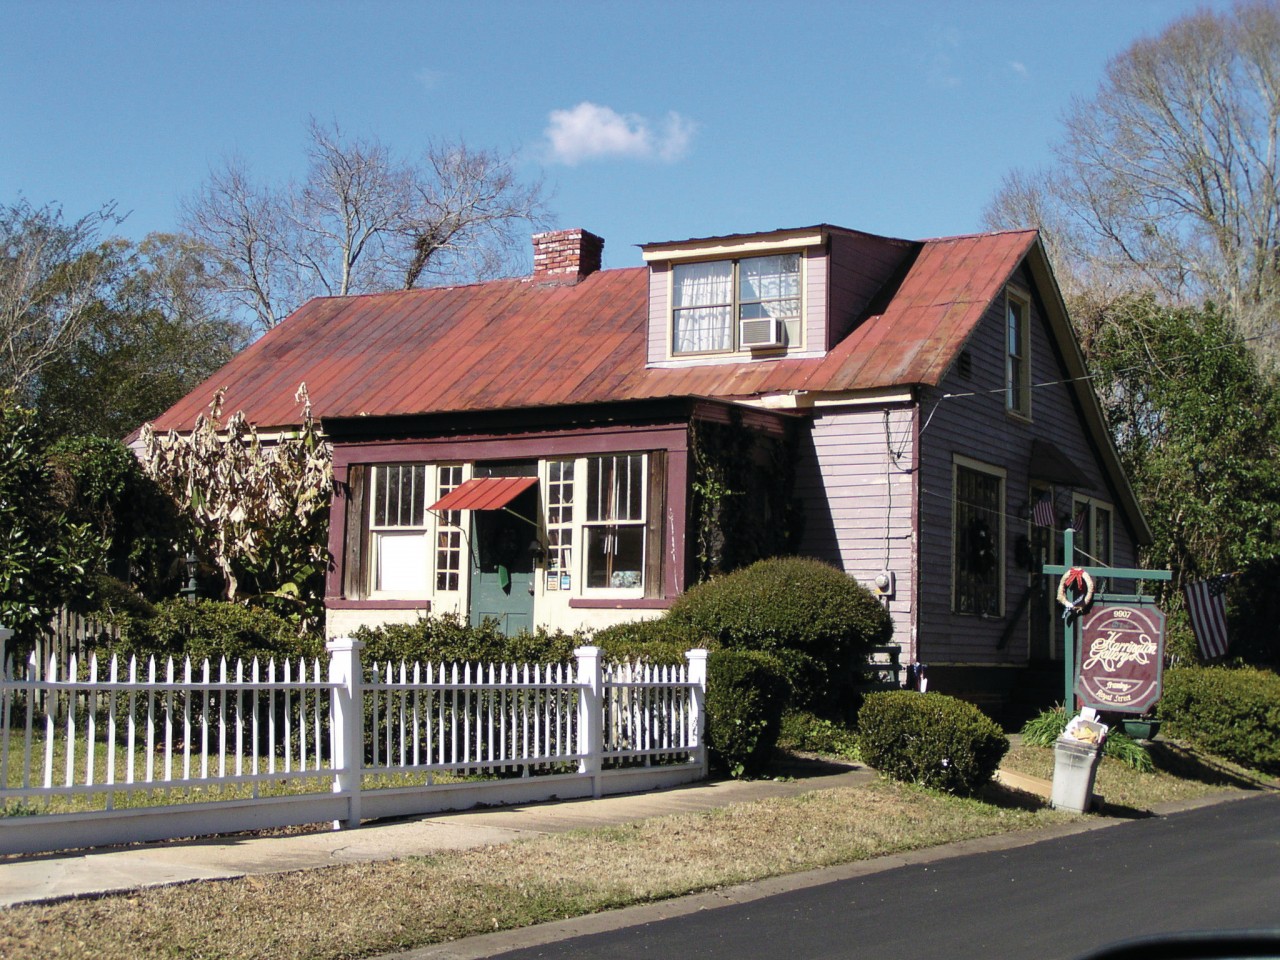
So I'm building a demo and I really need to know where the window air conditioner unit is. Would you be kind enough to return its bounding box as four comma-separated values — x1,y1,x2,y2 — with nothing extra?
740,316,785,349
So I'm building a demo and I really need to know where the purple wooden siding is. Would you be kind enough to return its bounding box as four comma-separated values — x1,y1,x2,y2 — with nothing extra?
646,263,670,365
916,263,1138,666
794,406,917,661
803,248,828,354
825,232,915,349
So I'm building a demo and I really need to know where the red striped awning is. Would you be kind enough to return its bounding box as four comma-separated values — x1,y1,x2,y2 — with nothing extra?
429,476,537,512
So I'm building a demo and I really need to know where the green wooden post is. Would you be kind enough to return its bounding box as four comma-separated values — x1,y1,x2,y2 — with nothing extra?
1043,529,1171,710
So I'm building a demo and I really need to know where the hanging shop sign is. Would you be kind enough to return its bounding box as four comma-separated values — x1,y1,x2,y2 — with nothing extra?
1075,603,1166,714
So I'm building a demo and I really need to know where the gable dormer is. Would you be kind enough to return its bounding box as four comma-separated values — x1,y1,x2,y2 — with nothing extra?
640,225,917,369
641,227,829,367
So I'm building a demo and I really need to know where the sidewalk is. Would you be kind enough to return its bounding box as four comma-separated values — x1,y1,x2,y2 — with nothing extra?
0,758,875,909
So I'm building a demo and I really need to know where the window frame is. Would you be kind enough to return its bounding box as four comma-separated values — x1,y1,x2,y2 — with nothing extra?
952,456,1006,617
581,453,648,596
1005,287,1032,420
1071,495,1114,568
670,253,804,357
367,462,432,599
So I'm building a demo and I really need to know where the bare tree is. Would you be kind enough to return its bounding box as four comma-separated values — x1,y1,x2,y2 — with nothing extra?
0,200,122,398
183,121,549,333
984,2,1280,357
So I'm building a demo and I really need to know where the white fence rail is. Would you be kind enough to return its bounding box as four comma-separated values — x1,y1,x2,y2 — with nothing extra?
0,640,708,855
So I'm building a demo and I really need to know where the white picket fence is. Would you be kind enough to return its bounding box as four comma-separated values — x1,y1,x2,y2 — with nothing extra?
0,639,708,855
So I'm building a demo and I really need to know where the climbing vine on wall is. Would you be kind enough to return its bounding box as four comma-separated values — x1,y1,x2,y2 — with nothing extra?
690,412,799,582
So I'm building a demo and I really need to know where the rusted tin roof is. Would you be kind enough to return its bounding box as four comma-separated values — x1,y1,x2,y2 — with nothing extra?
142,228,1039,433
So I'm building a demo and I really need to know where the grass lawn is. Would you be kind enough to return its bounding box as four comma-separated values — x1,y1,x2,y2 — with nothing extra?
0,738,1272,960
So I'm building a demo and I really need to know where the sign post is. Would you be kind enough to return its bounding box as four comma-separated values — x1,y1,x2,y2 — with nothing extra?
1043,529,1171,710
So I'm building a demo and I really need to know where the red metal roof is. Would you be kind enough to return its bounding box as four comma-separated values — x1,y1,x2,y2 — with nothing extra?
430,477,537,512
142,228,1039,434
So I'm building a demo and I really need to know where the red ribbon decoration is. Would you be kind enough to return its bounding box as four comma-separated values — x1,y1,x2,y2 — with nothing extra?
1064,567,1088,591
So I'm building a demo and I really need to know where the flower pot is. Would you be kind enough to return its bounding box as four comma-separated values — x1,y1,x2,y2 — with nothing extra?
1120,718,1161,741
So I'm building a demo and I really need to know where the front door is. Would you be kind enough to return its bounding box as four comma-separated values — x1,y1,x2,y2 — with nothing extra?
469,464,537,634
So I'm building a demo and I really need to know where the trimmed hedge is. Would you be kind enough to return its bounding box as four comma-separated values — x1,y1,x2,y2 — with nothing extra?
858,691,1008,795
1157,666,1280,772
704,649,790,778
352,614,583,667
665,557,893,718
114,599,319,663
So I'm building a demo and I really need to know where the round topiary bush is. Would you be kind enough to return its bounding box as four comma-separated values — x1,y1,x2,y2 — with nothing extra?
705,649,790,778
1157,666,1280,772
858,691,1008,795
665,556,892,718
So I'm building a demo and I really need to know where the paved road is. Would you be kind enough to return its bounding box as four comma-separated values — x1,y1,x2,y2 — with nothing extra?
479,793,1280,960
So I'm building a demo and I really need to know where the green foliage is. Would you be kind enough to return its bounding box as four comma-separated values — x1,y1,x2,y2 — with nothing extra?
666,557,893,718
353,614,583,667
704,649,790,778
33,234,246,443
1089,299,1280,655
777,710,861,761
858,691,1008,795
1224,559,1280,666
114,599,319,664
46,435,186,598
591,618,703,667
1157,666,1280,772
1020,706,1153,771
1019,705,1071,746
0,399,104,647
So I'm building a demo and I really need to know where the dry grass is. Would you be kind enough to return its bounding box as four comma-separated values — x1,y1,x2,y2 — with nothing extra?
1000,739,1274,812
0,780,1067,960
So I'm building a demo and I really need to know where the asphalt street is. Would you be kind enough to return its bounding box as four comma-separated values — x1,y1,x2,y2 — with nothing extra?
483,793,1280,960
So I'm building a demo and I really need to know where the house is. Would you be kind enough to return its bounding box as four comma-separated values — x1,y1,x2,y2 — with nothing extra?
145,224,1150,711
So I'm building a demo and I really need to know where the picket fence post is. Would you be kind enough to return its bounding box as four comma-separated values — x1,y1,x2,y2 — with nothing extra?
327,636,365,829
574,645,602,798
685,648,709,778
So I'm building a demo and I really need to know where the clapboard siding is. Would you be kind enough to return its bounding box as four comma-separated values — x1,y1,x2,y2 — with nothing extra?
795,406,917,659
646,263,670,365
916,263,1138,666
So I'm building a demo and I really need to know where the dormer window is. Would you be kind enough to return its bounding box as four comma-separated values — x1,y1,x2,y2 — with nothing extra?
672,254,801,355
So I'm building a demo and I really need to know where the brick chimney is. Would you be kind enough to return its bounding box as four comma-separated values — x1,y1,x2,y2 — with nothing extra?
531,228,604,281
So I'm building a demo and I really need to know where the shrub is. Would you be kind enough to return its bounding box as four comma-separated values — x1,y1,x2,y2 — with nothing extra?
1157,666,1280,772
665,557,893,718
777,709,861,761
705,649,790,778
352,614,583,667
858,691,1008,795
592,618,704,667
115,599,319,664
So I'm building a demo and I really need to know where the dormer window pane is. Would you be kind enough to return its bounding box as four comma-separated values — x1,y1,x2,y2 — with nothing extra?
739,255,800,306
673,261,733,353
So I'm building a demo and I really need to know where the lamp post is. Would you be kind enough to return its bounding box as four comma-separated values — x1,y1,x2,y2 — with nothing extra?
180,551,199,603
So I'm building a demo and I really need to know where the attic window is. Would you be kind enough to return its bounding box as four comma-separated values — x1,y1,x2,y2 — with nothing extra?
672,254,801,355
1006,289,1031,418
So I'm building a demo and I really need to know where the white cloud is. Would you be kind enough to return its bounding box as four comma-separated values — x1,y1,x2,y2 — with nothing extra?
1009,60,1029,78
545,102,697,165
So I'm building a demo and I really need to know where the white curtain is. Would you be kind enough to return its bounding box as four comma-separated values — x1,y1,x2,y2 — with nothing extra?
673,261,733,353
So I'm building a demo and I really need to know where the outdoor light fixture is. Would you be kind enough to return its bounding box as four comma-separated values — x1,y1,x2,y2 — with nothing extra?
182,551,199,602
528,539,546,564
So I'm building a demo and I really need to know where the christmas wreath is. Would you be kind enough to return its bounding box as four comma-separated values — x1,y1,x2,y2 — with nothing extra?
1056,567,1094,618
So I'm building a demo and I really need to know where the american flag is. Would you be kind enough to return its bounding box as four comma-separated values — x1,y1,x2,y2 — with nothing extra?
1184,574,1233,660
1033,494,1055,528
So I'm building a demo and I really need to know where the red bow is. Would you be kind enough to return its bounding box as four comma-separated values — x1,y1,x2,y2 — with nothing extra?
1064,567,1088,591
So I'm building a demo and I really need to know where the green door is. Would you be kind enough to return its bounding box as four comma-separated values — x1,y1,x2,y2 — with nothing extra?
469,476,537,635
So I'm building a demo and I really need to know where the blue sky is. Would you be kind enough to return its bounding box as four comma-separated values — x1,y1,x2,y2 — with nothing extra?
3,1,1217,270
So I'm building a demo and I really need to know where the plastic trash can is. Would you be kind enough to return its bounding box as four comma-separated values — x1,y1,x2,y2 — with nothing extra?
1051,735,1103,813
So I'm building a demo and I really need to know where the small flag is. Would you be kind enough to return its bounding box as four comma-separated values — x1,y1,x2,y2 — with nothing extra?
1033,494,1055,528
1072,504,1088,533
1185,574,1233,660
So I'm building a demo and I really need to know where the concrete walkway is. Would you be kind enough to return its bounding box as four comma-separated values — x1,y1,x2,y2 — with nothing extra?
0,759,875,909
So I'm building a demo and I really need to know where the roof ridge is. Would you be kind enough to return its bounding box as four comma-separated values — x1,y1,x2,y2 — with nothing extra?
917,227,1039,244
